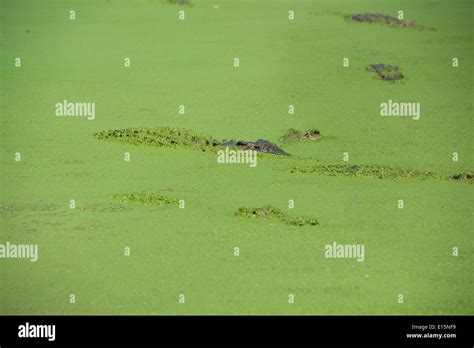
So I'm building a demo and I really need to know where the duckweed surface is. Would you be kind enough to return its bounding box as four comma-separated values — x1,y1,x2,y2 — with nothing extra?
2,0,472,316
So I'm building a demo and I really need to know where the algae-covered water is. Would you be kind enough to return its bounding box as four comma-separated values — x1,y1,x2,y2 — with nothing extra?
1,0,472,314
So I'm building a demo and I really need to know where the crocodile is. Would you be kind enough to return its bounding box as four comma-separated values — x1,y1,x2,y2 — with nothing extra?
215,139,290,156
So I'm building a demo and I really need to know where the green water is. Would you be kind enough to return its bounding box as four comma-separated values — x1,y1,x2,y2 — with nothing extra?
1,0,472,314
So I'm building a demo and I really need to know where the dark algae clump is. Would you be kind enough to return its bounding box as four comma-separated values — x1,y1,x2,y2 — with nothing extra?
280,129,324,143
346,13,433,30
286,216,320,227
236,206,286,219
366,64,404,82
94,127,217,151
235,206,319,227
449,173,473,182
115,192,179,205
290,164,439,180
168,0,191,5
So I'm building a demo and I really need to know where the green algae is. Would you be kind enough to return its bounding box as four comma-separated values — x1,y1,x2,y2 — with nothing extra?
115,192,179,205
346,13,434,30
2,0,472,317
94,127,216,151
289,164,440,180
449,173,474,182
366,64,404,82
286,216,320,226
235,205,319,227
280,129,324,143
235,206,286,219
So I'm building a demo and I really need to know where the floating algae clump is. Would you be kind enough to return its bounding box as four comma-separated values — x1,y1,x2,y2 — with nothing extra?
94,127,216,151
235,206,286,219
290,164,438,180
235,206,319,227
366,64,404,82
449,173,473,182
346,13,432,30
286,216,320,227
115,192,179,205
280,129,324,143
